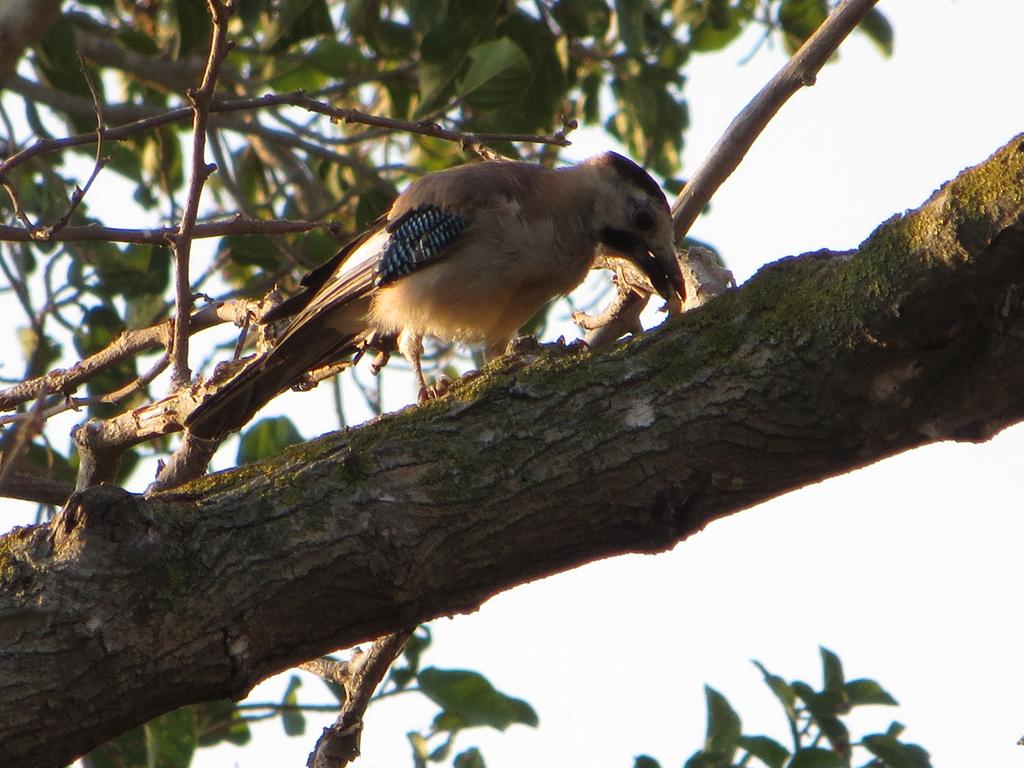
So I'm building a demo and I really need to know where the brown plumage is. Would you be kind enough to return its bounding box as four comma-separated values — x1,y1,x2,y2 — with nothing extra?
187,153,683,438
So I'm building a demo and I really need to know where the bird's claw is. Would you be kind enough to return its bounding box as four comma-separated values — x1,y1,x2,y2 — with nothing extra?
416,374,453,403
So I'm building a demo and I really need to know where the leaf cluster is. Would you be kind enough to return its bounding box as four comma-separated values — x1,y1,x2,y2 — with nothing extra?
80,624,537,768
636,647,930,768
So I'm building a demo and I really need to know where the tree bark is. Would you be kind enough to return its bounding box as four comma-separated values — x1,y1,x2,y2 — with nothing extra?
2,135,1023,768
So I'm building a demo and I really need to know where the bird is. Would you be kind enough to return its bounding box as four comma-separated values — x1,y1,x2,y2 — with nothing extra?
186,151,684,438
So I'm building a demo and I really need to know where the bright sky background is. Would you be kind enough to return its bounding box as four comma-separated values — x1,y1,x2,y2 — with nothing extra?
4,1,1024,767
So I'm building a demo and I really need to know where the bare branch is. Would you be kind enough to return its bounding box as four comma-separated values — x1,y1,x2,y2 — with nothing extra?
43,54,109,238
0,297,267,413
0,86,572,179
0,215,343,245
306,629,414,768
168,0,235,386
0,391,47,494
0,472,73,506
671,0,880,241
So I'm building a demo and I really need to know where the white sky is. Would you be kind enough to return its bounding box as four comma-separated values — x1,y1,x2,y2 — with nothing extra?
4,0,1024,766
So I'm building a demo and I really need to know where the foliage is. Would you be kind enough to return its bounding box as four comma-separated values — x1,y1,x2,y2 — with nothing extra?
79,639,930,768
79,624,539,768
634,647,931,768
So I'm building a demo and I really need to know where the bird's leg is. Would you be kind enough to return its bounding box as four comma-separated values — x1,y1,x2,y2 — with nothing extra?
398,329,430,402
370,350,391,376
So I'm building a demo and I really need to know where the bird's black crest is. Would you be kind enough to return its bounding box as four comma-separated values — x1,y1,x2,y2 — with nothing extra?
596,152,668,207
376,205,469,286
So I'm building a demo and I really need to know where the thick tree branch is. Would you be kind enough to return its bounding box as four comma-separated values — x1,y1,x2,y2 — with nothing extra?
1,136,1023,768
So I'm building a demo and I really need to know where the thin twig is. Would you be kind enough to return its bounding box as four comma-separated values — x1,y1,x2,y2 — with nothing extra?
0,174,34,229
0,391,48,495
0,215,343,244
45,52,109,237
0,297,267,413
169,0,235,386
0,87,572,178
671,0,881,241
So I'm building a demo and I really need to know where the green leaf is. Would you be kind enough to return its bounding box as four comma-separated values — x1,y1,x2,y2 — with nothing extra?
144,706,198,768
418,667,538,732
218,233,282,271
614,0,646,53
843,679,898,707
861,735,932,768
633,755,662,768
390,625,432,690
20,442,76,485
281,674,305,736
820,647,844,690
35,15,99,133
125,292,169,330
370,19,416,58
786,747,844,768
738,735,789,768
306,40,370,78
703,686,741,761
753,660,798,721
777,0,828,54
458,37,531,105
607,64,687,174
418,19,478,115
195,700,252,747
689,0,747,53
816,716,850,759
75,306,124,357
16,326,61,373
265,0,334,51
885,721,907,738
173,0,212,58
237,417,304,465
407,0,447,32
93,244,171,298
237,0,270,26
858,8,894,57
554,0,612,39
82,726,148,768
682,751,725,768
454,747,487,768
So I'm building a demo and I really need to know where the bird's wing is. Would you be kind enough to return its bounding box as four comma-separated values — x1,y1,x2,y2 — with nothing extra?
271,162,540,347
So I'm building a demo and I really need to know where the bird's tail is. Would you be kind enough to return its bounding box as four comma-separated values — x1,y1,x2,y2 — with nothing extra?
186,324,360,439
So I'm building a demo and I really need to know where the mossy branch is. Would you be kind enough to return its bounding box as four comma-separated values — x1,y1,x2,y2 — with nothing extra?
1,136,1023,768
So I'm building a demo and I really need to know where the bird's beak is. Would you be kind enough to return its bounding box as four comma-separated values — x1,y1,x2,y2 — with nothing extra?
647,241,685,314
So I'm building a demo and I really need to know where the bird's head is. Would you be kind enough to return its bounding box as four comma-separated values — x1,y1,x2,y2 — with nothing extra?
585,152,685,312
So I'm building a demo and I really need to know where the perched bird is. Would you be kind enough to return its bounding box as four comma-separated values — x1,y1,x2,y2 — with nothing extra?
187,152,684,438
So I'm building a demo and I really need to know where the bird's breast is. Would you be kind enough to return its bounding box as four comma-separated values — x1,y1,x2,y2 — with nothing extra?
368,224,595,346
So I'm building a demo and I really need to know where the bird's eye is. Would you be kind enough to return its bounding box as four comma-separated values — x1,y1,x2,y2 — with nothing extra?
632,209,655,231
